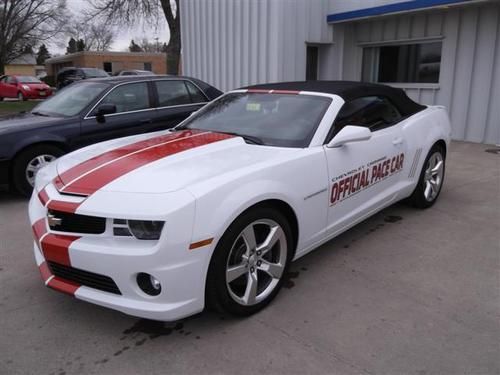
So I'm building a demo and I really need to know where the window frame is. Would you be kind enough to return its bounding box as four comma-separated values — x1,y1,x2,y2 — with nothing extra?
324,95,407,144
84,78,210,120
152,78,209,110
84,80,155,119
360,37,443,87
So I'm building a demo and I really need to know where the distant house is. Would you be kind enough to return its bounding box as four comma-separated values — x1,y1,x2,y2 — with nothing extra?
5,54,37,76
45,51,167,76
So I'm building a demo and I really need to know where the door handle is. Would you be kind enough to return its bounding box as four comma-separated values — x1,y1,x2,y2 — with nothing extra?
392,137,403,145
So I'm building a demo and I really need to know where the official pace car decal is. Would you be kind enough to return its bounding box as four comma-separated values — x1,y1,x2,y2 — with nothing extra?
330,153,405,205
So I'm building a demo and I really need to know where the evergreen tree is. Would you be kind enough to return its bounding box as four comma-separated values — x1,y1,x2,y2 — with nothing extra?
36,44,51,65
129,39,143,52
66,38,77,54
76,39,86,51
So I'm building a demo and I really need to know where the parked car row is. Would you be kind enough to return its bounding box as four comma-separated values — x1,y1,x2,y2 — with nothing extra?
0,75,222,195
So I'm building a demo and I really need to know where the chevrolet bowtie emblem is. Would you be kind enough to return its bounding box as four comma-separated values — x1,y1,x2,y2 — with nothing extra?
47,213,62,227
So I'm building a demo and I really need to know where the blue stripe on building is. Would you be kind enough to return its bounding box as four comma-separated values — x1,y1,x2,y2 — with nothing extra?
327,0,473,23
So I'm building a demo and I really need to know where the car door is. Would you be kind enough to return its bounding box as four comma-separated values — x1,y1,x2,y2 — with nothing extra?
324,96,408,235
151,79,209,130
78,81,156,147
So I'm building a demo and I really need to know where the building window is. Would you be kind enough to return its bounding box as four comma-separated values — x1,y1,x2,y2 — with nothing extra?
103,62,112,73
144,62,152,71
362,42,442,84
306,46,318,81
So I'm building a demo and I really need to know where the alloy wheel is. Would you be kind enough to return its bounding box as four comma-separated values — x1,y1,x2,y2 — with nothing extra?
423,152,444,202
225,219,287,306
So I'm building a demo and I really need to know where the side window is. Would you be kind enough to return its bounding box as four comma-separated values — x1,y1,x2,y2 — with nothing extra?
154,80,192,107
97,82,150,114
6,76,16,84
334,96,402,132
0,76,7,83
185,81,207,103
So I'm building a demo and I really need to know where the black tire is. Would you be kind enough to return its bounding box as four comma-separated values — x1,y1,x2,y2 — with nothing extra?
206,206,294,316
0,96,4,101
12,144,64,197
407,143,446,209
17,92,26,101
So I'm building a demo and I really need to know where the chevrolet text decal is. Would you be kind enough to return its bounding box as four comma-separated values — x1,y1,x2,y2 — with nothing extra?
330,153,404,205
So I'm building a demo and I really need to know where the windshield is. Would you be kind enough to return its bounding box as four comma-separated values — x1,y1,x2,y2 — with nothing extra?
179,93,331,147
81,68,109,78
33,82,108,117
17,76,41,83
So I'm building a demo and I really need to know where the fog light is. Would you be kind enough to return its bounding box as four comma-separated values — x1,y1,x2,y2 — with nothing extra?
137,272,162,296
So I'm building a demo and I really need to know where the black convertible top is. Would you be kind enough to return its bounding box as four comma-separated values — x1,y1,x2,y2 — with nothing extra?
244,81,426,116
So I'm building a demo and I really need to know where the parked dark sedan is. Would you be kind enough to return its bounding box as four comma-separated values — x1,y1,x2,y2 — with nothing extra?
0,75,222,195
56,67,109,89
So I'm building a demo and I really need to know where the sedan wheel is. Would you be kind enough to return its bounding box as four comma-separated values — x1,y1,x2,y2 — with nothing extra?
25,154,57,187
12,145,64,197
17,92,25,101
206,207,293,316
226,219,287,306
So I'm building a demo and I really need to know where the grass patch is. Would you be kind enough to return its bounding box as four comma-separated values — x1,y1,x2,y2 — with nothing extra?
0,101,39,116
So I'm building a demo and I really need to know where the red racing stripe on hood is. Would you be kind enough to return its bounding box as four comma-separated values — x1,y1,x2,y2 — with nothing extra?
60,131,234,196
55,130,202,189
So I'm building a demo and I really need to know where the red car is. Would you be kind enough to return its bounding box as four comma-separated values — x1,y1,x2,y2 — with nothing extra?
0,75,52,101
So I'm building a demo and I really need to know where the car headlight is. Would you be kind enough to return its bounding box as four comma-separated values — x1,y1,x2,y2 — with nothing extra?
113,219,164,240
22,85,31,90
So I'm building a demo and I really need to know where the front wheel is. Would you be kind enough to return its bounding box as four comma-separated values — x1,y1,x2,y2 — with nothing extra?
17,92,26,101
12,144,64,196
407,144,446,208
206,206,294,316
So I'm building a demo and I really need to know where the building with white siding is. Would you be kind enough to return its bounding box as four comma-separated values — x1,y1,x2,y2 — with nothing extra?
181,0,499,145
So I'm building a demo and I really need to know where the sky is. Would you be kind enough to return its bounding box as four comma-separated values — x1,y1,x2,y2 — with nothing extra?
50,0,169,55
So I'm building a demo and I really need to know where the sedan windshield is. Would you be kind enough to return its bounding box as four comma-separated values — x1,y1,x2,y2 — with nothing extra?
33,82,108,117
17,76,41,83
179,93,331,147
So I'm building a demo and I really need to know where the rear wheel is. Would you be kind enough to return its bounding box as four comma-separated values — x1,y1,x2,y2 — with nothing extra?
12,144,64,196
206,206,294,316
407,144,445,208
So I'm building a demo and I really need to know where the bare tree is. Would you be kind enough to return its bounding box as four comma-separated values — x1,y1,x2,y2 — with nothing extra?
90,0,180,74
0,0,66,74
66,16,114,51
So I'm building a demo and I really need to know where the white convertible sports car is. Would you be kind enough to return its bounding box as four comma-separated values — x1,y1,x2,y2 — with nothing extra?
29,81,451,321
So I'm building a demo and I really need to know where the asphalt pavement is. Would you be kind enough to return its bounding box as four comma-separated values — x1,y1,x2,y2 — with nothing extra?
0,141,499,375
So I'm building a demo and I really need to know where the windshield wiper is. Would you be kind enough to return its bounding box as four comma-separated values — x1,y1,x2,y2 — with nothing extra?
219,131,264,145
31,111,50,117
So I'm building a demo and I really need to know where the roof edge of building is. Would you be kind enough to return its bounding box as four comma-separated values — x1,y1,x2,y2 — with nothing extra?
46,51,167,64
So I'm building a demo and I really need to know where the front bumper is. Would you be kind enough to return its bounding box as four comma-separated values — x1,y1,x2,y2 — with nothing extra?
29,183,212,321
23,90,52,99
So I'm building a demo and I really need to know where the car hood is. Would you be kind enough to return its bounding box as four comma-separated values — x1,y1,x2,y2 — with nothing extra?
0,112,64,134
54,129,297,195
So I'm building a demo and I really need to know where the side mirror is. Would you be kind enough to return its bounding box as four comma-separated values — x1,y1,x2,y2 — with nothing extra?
327,125,372,148
95,103,116,123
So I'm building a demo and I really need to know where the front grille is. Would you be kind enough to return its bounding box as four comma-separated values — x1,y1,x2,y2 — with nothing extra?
48,262,121,295
49,210,106,234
